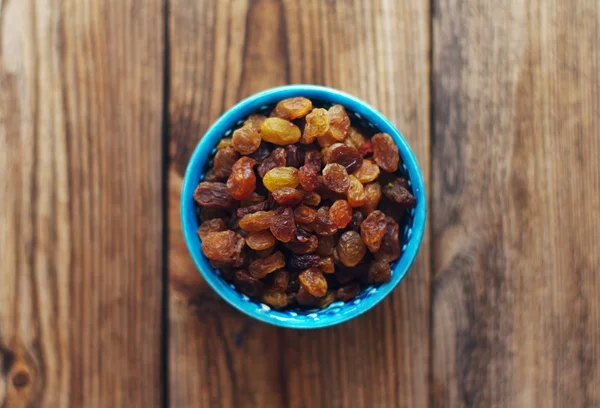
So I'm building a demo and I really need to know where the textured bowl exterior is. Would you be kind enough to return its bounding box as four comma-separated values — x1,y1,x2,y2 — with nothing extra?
181,85,426,329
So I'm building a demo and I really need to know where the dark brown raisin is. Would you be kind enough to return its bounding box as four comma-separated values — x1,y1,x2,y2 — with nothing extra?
213,147,240,179
336,283,361,301
368,259,391,283
257,147,287,178
322,163,350,193
337,231,367,267
323,143,363,173
270,207,297,243
383,179,417,208
375,217,401,262
234,270,265,297
372,133,399,172
236,200,269,218
289,254,321,272
194,182,238,209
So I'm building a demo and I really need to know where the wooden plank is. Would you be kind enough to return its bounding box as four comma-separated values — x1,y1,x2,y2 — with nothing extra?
431,0,600,406
0,0,165,406
167,0,430,407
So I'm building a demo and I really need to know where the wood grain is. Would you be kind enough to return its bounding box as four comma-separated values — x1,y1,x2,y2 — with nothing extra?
0,0,164,406
167,0,431,407
431,0,600,406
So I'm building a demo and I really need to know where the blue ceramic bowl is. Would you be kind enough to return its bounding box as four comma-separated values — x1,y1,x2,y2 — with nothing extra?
181,85,426,329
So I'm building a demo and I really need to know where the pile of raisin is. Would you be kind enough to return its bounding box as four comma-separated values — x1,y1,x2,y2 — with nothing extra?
193,97,416,310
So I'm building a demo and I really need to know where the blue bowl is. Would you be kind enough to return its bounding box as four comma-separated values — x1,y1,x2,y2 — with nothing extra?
181,85,426,329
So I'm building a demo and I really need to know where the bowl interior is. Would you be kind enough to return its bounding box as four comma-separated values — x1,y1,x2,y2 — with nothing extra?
181,85,426,329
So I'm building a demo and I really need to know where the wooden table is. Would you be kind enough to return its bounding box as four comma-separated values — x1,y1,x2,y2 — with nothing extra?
1,0,598,407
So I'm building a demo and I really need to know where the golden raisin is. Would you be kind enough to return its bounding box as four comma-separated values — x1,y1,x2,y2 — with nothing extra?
263,167,299,191
361,182,382,215
261,117,302,145
327,105,350,141
239,211,275,232
299,267,328,297
216,138,233,149
272,97,313,120
352,159,380,183
244,114,267,131
261,289,288,308
347,175,367,207
302,108,329,143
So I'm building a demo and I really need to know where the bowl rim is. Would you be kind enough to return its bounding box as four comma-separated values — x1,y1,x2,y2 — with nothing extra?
181,84,427,329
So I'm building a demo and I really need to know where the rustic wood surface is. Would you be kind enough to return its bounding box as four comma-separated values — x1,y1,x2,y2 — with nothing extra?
0,0,598,407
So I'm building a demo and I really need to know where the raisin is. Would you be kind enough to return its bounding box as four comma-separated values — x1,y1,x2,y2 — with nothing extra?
337,231,367,267
302,108,329,143
271,188,303,206
319,256,335,273
296,285,319,306
194,182,238,209
360,210,387,252
256,247,274,258
239,211,274,232
368,259,391,283
336,283,361,301
270,207,297,243
317,133,338,148
345,175,367,208
345,127,366,150
204,169,220,182
236,200,269,218
244,114,267,131
261,117,302,145
322,163,350,193
285,228,319,254
248,142,271,162
197,218,227,239
359,139,373,157
316,235,335,256
234,270,265,297
323,143,363,173
216,138,233,149
383,179,417,208
261,290,288,308
376,217,401,262
352,159,380,183
347,210,365,231
317,290,337,308
299,267,328,297
289,254,321,272
298,150,321,191
226,157,256,200
201,231,245,263
270,270,289,292
241,192,266,207
245,230,276,250
285,145,302,167
294,205,317,224
249,251,286,278
361,182,382,215
313,206,338,236
327,105,350,141
329,200,353,228
263,167,299,191
232,246,250,268
257,147,287,178
372,133,399,172
232,124,261,155
302,191,321,207
272,97,313,120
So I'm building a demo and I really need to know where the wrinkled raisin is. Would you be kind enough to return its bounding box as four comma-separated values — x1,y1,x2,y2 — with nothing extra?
372,133,399,172
347,210,365,231
360,210,387,252
319,256,335,273
204,169,220,182
317,133,338,148
261,290,288,308
294,205,317,224
322,163,350,193
270,270,289,292
346,175,368,207
313,206,338,236
232,124,261,155
316,235,335,256
383,179,417,208
361,182,382,215
298,150,321,191
216,138,233,149
272,97,312,120
244,114,267,131
327,105,350,141
299,267,328,297
245,230,276,250
323,143,363,173
194,182,238,209
248,142,271,161
285,230,318,254
237,200,269,218
302,191,321,207
271,188,303,206
368,259,391,283
241,192,266,207
285,144,303,167
249,251,285,278
234,270,265,297
317,290,337,308
302,108,329,143
352,159,380,183
337,231,367,267
336,283,361,301
296,285,319,306
375,217,401,262
329,200,353,228
270,207,297,243
227,157,257,200
261,117,301,145
239,211,274,232
197,219,227,239
257,147,287,178
289,254,321,272
263,167,299,191
201,231,245,264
